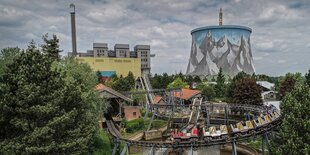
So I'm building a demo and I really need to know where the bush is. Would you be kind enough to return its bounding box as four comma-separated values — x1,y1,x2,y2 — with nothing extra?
92,130,112,155
151,120,166,129
126,118,145,133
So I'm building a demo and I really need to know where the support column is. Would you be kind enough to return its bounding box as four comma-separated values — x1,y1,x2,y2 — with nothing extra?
224,106,228,125
112,139,119,155
206,109,210,127
147,111,155,131
232,140,237,155
189,145,193,155
144,103,149,119
262,135,265,155
150,146,155,155
262,133,270,155
121,143,129,155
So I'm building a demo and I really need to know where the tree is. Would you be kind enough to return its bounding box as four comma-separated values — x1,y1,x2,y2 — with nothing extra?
185,75,194,87
167,77,187,89
175,72,185,81
150,73,162,89
126,71,135,88
233,77,262,105
278,76,296,100
193,76,202,83
214,68,226,98
0,47,21,76
0,44,100,154
278,73,303,100
202,85,216,101
162,73,174,88
270,85,310,154
41,34,61,61
226,71,249,102
54,57,103,112
305,69,310,87
112,76,131,92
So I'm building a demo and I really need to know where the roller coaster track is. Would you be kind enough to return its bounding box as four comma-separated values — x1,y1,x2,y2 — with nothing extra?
122,88,181,95
152,102,266,119
105,104,282,149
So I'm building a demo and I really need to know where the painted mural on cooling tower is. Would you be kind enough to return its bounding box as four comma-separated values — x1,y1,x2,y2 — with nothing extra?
186,27,255,76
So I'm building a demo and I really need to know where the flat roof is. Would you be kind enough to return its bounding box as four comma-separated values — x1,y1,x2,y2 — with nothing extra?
191,25,252,34
93,43,108,48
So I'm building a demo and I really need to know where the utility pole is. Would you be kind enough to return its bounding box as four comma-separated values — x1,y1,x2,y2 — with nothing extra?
70,3,77,56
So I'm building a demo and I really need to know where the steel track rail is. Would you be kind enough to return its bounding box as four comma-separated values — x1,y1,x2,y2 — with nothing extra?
105,115,282,148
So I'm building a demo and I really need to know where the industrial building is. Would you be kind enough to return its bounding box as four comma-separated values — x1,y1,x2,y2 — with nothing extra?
69,43,154,77
186,8,255,77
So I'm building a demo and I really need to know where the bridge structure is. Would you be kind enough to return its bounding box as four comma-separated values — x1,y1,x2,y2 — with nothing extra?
105,88,282,155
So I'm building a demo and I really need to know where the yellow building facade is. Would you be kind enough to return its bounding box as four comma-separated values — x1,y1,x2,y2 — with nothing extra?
76,57,141,77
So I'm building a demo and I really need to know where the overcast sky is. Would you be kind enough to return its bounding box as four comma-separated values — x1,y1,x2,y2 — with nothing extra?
0,0,309,76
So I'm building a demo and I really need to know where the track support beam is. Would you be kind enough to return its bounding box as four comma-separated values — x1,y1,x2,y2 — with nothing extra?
206,108,210,127
112,139,119,155
224,106,229,125
149,146,155,155
147,111,156,131
232,140,237,155
121,143,129,155
144,103,149,119
189,145,193,155
262,133,270,155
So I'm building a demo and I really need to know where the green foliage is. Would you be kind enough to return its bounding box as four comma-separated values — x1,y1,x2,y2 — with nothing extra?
151,120,167,129
305,69,310,87
277,73,304,100
0,47,21,77
226,71,250,102
167,77,187,89
41,34,61,61
270,85,310,155
125,118,145,133
54,57,104,113
131,89,146,106
193,76,202,83
175,72,184,81
196,82,207,91
184,75,194,87
214,68,226,98
232,77,262,105
253,74,272,82
92,130,112,155
202,85,216,101
0,41,100,154
111,72,136,92
150,73,174,89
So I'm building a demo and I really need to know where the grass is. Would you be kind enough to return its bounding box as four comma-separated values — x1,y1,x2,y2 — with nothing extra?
92,130,112,155
122,118,167,138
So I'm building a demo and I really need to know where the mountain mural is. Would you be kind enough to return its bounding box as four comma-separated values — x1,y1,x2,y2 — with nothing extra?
186,29,255,76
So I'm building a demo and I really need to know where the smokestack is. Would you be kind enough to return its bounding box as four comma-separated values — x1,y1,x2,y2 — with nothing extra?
219,8,223,26
70,3,77,56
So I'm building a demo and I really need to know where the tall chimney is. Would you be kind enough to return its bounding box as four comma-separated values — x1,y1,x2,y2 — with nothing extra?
70,3,77,56
219,8,223,26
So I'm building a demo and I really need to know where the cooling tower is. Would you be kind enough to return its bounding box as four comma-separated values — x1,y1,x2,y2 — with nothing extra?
186,25,255,76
